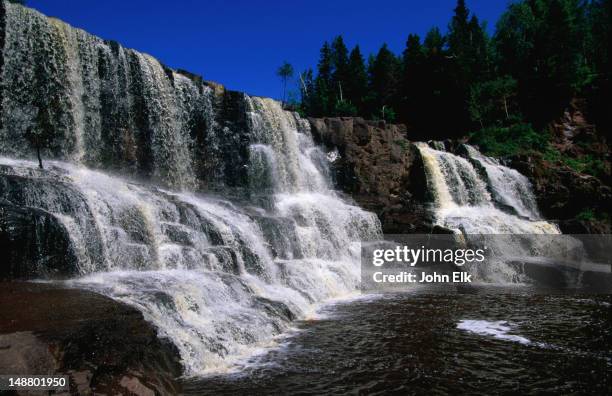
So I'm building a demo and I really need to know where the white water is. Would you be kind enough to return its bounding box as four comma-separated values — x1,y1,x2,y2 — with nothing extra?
457,320,531,345
0,3,388,375
0,98,380,376
463,145,541,219
415,142,559,235
415,142,562,282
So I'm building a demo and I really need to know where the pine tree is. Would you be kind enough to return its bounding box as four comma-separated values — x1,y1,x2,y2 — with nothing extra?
297,0,609,138
317,41,333,87
346,45,369,115
585,0,611,139
400,34,424,124
467,15,490,77
403,34,423,71
276,61,294,106
587,0,610,76
448,0,470,58
423,27,445,55
421,27,461,137
312,42,334,116
495,0,591,126
331,36,349,104
446,0,492,133
368,44,400,120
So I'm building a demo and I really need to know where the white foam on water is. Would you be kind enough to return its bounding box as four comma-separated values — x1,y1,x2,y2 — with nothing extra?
457,320,531,345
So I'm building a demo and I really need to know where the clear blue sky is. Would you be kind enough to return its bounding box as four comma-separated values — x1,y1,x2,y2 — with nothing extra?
27,0,508,99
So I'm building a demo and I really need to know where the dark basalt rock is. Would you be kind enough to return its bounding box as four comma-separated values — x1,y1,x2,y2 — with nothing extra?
0,169,106,278
510,154,612,233
0,282,183,395
203,246,241,274
0,200,78,280
254,215,303,260
254,296,296,323
308,117,434,233
213,90,252,191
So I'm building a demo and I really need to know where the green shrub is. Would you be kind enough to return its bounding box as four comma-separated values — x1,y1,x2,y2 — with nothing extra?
576,208,595,221
468,123,549,157
561,155,606,179
394,139,409,151
472,126,607,179
333,100,358,116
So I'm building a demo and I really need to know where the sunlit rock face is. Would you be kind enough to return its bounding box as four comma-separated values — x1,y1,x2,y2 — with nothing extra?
308,117,432,233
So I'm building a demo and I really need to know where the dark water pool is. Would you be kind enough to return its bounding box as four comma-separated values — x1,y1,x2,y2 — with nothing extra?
184,288,612,395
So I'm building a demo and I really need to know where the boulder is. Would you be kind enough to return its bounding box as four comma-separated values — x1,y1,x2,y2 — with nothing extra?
0,200,78,280
0,282,183,395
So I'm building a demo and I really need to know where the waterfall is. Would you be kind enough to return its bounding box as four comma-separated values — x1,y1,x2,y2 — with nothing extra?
0,0,586,375
0,2,381,375
415,142,559,234
0,1,234,191
0,110,381,374
415,142,564,282
461,145,542,220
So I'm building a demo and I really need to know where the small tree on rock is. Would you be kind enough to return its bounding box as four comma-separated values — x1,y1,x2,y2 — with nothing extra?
25,106,55,169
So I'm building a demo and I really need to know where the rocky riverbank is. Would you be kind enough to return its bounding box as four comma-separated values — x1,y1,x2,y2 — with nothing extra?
0,282,183,395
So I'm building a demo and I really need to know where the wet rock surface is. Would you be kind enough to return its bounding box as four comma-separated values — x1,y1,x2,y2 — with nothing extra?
0,282,183,395
0,200,78,280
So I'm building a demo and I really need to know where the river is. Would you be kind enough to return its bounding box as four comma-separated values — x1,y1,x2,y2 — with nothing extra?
184,287,612,395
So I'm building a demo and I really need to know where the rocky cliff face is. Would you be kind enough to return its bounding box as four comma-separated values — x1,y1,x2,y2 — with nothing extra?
510,99,611,233
308,117,434,233
308,114,611,235
511,156,611,233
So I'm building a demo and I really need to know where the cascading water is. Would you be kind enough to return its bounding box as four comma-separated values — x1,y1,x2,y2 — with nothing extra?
415,142,559,234
0,110,380,375
0,2,381,375
0,0,590,377
462,145,542,220
415,142,566,282
0,1,226,191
